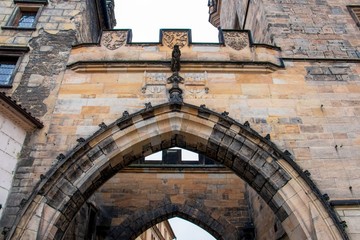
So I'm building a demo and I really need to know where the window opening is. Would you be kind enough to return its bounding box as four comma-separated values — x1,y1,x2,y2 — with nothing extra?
348,6,360,28
16,11,37,28
0,56,18,87
137,147,220,167
3,4,43,30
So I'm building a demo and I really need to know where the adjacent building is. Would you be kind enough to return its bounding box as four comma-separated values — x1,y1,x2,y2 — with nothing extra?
135,220,175,240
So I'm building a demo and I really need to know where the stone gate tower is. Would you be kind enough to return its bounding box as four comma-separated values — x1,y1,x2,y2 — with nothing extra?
0,0,359,239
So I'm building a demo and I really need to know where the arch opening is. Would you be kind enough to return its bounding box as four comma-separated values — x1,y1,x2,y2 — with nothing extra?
8,102,346,240
167,217,217,240
107,204,230,240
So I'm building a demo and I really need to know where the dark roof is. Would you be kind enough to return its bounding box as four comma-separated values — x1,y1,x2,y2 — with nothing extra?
0,92,43,129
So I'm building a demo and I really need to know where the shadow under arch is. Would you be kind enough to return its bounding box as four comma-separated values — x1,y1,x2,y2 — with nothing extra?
8,102,347,240
107,203,238,240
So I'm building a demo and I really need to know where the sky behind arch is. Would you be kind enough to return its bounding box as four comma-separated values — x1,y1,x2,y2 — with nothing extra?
114,0,219,43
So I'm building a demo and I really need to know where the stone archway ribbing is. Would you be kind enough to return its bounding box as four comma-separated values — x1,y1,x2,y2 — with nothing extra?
8,102,347,240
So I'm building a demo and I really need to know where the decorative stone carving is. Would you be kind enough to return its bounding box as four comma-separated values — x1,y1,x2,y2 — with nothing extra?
99,122,107,129
168,72,184,104
184,72,207,86
223,32,248,51
102,31,127,50
186,87,208,98
56,153,65,161
184,72,209,97
76,137,86,143
145,102,153,111
122,111,130,118
144,72,168,84
162,31,188,49
141,72,168,94
142,71,209,98
167,72,184,85
144,85,166,94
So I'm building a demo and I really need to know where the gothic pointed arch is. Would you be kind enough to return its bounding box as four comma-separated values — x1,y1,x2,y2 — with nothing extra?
107,203,238,240
8,102,347,240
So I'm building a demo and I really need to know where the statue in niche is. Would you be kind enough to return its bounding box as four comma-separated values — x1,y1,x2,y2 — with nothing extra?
171,45,181,72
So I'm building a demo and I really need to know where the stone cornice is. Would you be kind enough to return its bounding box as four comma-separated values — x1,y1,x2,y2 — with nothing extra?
67,29,284,72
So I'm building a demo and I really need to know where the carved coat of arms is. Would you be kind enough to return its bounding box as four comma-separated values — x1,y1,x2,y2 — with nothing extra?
223,32,248,51
162,31,188,49
102,31,127,50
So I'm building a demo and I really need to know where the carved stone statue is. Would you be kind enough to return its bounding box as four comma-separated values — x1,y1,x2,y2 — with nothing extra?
171,45,181,72
167,72,184,104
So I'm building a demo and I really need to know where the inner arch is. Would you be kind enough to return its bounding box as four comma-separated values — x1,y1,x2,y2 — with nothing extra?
107,203,231,240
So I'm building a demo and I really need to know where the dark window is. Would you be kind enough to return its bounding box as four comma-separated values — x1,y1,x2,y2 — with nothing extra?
3,4,43,30
15,11,37,28
86,205,97,240
0,57,18,87
348,6,360,28
163,148,181,164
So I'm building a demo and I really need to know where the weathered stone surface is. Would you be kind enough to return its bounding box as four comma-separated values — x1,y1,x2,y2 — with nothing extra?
1,0,359,239
97,171,244,240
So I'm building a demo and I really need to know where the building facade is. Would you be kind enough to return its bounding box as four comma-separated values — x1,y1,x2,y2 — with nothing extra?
0,92,42,219
0,0,359,239
135,220,175,240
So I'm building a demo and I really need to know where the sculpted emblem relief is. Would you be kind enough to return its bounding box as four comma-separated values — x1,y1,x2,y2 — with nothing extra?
162,31,188,49
141,72,167,94
102,31,127,50
223,32,248,51
141,72,209,97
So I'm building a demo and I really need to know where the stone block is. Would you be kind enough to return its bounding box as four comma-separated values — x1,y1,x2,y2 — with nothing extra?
46,187,68,210
59,198,77,221
261,161,279,179
268,169,291,190
244,165,258,184
233,157,248,175
28,74,45,87
210,125,226,144
57,177,78,196
216,145,227,163
228,137,244,153
251,173,266,192
238,140,257,162
98,137,118,155
86,146,103,162
64,164,84,185
206,139,219,160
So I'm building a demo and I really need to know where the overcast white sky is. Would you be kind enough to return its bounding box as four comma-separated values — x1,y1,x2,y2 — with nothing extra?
114,0,219,42
169,217,216,240
114,2,218,239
